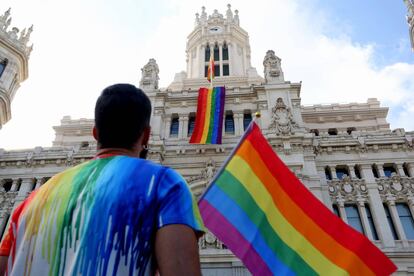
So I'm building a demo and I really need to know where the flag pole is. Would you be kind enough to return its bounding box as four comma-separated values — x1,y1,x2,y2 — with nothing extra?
210,51,214,89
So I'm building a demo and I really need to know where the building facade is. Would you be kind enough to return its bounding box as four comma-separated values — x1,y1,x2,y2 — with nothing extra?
1,5,414,275
0,8,32,129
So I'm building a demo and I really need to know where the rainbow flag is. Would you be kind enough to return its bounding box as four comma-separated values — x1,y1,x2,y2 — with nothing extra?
199,122,397,276
189,86,225,144
207,52,214,82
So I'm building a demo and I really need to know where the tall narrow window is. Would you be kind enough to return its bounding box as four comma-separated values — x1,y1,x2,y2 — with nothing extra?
383,164,397,178
222,43,229,60
204,66,208,78
243,112,252,131
372,164,380,178
403,163,411,177
0,59,7,79
384,204,399,240
365,204,379,240
188,113,196,137
223,64,229,76
214,65,220,77
325,166,332,180
205,45,211,62
170,115,179,137
396,203,414,240
354,165,362,179
225,112,234,135
345,205,364,234
332,204,340,217
214,44,219,61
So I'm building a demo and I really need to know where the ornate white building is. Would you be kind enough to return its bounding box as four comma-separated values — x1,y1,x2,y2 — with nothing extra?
0,8,32,129
1,5,414,275
405,0,414,50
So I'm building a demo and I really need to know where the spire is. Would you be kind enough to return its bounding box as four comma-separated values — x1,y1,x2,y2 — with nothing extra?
405,0,414,20
234,9,240,26
226,4,233,21
0,8,12,31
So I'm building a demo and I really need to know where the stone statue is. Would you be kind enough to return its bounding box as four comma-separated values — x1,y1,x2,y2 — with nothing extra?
263,50,284,83
200,6,207,23
226,4,233,21
269,98,298,135
202,159,216,180
0,8,11,31
234,10,239,25
139,58,159,90
8,27,19,40
195,13,200,26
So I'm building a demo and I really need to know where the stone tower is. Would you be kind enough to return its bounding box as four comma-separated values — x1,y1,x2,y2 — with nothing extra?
404,0,414,50
0,8,32,129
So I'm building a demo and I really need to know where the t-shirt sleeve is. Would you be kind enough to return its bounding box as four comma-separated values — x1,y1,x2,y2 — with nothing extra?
156,168,205,236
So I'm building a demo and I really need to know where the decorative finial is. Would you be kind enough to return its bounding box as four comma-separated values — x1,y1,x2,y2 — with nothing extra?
226,4,233,20
255,111,261,118
234,9,239,25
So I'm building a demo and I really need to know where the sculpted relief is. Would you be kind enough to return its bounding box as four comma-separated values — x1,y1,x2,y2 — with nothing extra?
269,98,298,135
263,50,284,83
139,58,159,90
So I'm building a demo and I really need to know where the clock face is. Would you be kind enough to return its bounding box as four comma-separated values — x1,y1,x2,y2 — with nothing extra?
209,26,222,34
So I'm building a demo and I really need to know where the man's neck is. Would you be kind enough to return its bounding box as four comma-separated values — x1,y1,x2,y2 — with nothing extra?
94,147,139,159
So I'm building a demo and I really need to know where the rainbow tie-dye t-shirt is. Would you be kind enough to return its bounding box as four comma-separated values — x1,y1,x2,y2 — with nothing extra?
0,155,205,276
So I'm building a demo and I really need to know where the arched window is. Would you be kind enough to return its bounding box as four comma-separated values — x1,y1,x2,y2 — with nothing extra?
188,113,196,136
170,114,179,137
214,44,219,61
396,203,414,240
243,112,252,131
225,111,234,135
372,164,380,178
383,164,397,178
403,163,411,177
335,165,349,180
354,165,362,179
205,45,211,62
222,43,229,60
324,166,332,180
0,58,7,79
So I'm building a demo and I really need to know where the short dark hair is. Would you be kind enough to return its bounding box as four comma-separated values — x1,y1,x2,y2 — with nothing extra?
95,83,151,149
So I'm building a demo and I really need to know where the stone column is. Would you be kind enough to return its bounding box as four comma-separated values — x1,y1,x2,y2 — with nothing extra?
10,179,20,192
360,164,395,247
233,113,243,136
348,165,357,178
337,197,348,224
357,200,373,240
180,115,189,139
13,178,34,208
406,163,414,177
178,116,184,139
330,166,337,179
377,164,386,178
164,117,171,139
219,43,223,77
396,163,406,177
237,113,244,135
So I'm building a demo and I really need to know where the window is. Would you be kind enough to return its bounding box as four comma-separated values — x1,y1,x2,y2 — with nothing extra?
170,115,179,137
214,44,219,61
222,43,229,60
396,203,414,240
365,204,379,240
204,66,208,77
347,127,356,135
383,164,397,178
372,164,379,178
384,204,399,240
1,179,12,192
354,165,362,179
223,64,229,76
332,204,340,217
403,163,410,177
205,45,210,62
214,65,220,77
225,112,234,135
188,113,196,136
243,112,252,131
325,166,332,180
328,128,338,135
345,205,364,234
310,129,319,136
335,166,349,180
0,59,7,79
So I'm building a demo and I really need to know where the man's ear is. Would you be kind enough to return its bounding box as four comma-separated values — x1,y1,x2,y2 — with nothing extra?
142,126,151,146
93,126,98,141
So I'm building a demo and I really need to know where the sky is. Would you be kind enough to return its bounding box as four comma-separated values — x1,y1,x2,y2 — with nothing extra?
0,0,413,150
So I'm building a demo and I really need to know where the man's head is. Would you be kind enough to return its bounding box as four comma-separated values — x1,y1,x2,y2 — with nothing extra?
94,84,151,154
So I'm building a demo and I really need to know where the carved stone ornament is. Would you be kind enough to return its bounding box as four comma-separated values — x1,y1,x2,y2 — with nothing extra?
263,50,284,83
202,158,216,180
199,230,226,249
377,175,414,202
269,98,298,135
139,58,159,90
328,176,368,204
25,151,34,167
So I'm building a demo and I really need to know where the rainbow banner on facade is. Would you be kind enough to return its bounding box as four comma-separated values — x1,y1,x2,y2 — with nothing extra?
199,122,397,276
189,86,225,144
